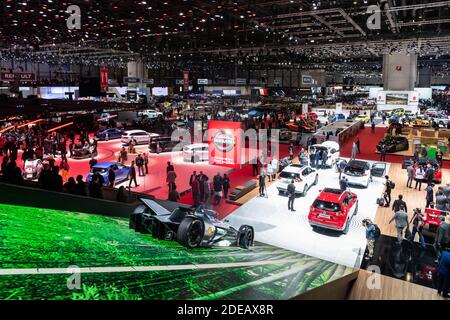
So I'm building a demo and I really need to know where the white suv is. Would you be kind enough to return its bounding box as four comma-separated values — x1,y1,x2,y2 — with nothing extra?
182,143,209,163
342,159,386,188
277,164,318,196
138,109,163,119
121,130,159,145
309,141,340,167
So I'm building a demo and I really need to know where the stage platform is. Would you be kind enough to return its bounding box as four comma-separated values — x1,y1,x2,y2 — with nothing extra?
0,203,354,300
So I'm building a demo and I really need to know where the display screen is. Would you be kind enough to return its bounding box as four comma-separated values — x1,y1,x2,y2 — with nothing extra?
386,93,408,105
152,87,168,96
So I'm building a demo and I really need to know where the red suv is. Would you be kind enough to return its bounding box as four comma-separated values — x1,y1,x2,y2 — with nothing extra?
308,188,359,234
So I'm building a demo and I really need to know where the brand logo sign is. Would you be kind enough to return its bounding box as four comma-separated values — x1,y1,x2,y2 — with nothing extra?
1,72,36,82
213,129,235,152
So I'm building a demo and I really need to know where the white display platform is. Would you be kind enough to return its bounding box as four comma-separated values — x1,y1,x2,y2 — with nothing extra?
226,159,390,268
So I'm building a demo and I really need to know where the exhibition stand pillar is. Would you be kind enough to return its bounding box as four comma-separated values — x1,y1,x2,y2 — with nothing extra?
418,66,432,88
382,53,417,91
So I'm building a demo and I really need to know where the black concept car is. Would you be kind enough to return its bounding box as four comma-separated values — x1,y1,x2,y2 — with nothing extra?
129,199,254,249
376,135,409,153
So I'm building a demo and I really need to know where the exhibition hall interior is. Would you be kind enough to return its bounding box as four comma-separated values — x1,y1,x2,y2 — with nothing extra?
1,0,450,302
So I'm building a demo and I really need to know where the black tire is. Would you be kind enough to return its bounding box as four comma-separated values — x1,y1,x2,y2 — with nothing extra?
177,217,205,248
238,226,254,249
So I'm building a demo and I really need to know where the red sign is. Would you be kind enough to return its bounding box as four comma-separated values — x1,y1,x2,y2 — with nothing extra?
395,66,402,71
183,70,189,92
100,66,109,90
208,121,242,169
0,72,35,83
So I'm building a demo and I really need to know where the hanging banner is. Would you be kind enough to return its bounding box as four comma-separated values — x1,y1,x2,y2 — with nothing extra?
100,66,109,91
183,70,189,92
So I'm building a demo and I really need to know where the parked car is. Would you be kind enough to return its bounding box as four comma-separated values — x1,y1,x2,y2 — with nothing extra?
354,114,370,124
308,188,359,234
376,135,409,153
86,162,130,186
432,115,450,127
279,128,293,141
276,164,318,196
309,141,340,167
138,109,163,119
414,158,442,184
149,136,188,153
121,130,159,145
342,159,387,188
182,143,209,163
95,128,124,141
413,115,432,126
286,119,316,133
129,199,254,249
72,143,97,159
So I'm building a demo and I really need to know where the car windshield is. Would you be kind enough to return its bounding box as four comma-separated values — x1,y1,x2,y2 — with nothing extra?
91,167,107,174
313,200,341,212
279,171,300,179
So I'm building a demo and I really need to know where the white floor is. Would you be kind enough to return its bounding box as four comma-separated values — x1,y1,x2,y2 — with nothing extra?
226,159,390,268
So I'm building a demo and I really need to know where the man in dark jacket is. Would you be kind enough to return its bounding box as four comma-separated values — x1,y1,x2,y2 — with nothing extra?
108,166,116,188
437,249,450,298
287,180,296,212
425,163,435,185
434,216,450,262
258,174,266,197
426,184,434,208
392,194,407,213
213,173,223,205
339,176,348,192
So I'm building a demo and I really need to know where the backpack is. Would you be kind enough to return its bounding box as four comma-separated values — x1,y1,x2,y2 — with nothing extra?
373,224,381,238
389,180,395,189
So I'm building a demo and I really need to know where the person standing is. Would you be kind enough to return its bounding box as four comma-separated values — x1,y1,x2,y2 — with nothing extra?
287,180,296,212
406,163,414,188
434,215,450,262
351,141,358,160
288,143,294,160
380,143,387,162
436,188,449,211
392,194,407,213
108,165,116,188
128,161,138,188
436,149,444,168
203,176,211,206
166,169,177,192
136,154,144,177
389,205,410,244
437,249,450,298
409,208,426,249
355,137,361,154
166,161,174,174
119,147,128,164
222,174,230,199
339,176,348,192
338,159,347,180
363,219,378,260
258,174,266,197
313,150,321,169
213,173,223,205
191,177,201,206
168,185,180,203
189,171,197,187
143,153,149,175
415,165,425,191
425,163,435,186
383,175,393,207
321,148,328,168
426,183,434,208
